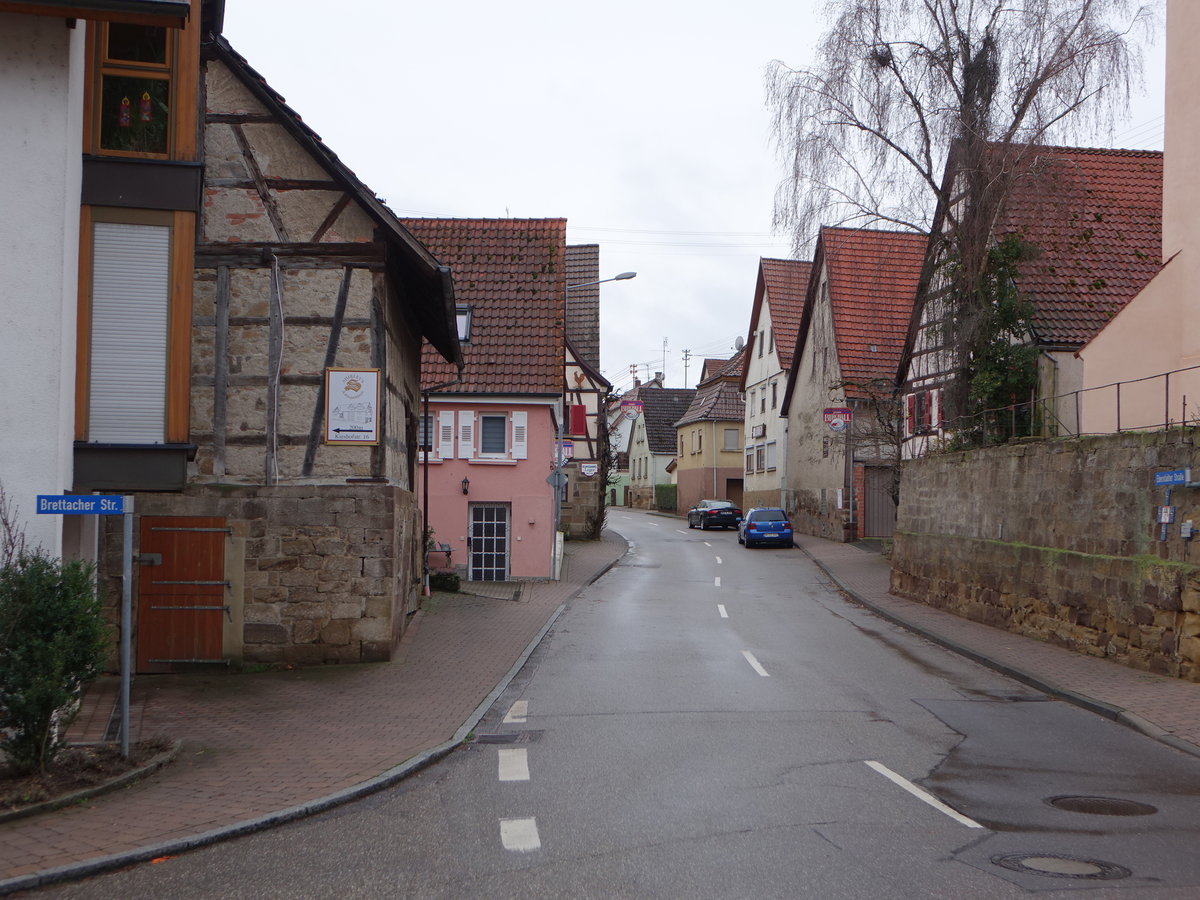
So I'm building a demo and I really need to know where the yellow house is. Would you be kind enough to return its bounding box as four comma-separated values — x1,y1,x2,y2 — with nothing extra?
674,351,746,514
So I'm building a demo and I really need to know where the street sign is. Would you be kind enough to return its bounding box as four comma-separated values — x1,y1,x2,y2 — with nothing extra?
37,494,127,515
620,400,643,420
1154,469,1191,487
580,463,599,477
546,472,567,488
324,368,380,444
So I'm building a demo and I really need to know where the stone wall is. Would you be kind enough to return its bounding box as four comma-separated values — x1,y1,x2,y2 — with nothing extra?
102,484,419,668
891,430,1200,680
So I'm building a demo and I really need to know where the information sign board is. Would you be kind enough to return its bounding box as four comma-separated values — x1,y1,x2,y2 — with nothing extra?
325,368,380,444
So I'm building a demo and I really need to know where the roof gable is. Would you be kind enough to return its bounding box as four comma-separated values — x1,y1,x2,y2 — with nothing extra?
638,389,696,454
405,218,566,394
994,146,1163,346
744,258,812,382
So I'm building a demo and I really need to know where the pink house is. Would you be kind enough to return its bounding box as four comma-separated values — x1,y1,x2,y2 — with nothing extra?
405,218,566,581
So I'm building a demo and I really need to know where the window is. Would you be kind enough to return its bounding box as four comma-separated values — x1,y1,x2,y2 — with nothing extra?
758,330,764,357
745,450,754,474
766,441,777,471
755,444,765,471
418,414,433,452
93,23,173,157
77,207,193,443
760,394,766,414
748,389,755,415
769,329,774,353
906,391,938,435
697,431,702,453
456,306,473,342
480,414,507,455
771,381,778,410
679,436,684,456
723,428,739,451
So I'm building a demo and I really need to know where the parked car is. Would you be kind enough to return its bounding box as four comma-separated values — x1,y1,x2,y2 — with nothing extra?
738,507,794,548
687,499,742,530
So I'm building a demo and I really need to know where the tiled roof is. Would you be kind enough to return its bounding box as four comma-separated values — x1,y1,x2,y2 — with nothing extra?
405,218,566,394
639,388,696,454
565,245,600,371
755,258,812,372
993,146,1163,347
676,379,746,427
821,226,927,399
699,358,727,384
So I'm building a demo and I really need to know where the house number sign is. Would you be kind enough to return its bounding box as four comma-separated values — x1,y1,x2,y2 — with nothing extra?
325,368,380,444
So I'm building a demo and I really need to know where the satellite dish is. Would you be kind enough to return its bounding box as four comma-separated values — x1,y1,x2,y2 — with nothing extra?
734,336,745,351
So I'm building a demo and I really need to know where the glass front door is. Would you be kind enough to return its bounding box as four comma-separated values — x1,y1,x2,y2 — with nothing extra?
469,503,510,581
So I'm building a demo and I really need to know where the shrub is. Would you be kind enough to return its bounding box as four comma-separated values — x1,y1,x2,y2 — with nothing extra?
429,572,460,592
0,552,110,774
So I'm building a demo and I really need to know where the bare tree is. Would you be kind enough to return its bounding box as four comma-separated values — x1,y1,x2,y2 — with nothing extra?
768,0,1152,265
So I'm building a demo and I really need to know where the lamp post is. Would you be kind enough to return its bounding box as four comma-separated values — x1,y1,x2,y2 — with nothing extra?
553,271,637,578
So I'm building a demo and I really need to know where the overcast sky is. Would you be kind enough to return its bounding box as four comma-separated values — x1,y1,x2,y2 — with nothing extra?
223,2,1165,395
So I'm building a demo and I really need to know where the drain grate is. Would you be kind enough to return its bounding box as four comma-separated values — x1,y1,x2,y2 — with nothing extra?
1046,795,1158,817
992,853,1131,880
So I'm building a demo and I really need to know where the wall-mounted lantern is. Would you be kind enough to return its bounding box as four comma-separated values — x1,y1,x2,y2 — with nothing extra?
461,477,470,495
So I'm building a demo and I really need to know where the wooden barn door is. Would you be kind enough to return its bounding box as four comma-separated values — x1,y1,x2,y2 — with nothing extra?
136,517,228,673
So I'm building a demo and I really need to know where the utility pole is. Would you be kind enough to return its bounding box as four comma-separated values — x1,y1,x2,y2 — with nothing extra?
681,348,691,388
662,337,668,381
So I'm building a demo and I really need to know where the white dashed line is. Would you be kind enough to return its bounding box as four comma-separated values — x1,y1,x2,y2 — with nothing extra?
864,761,983,829
498,748,530,782
503,700,527,724
717,604,728,618
676,529,688,535
715,556,722,564
703,542,712,548
714,576,721,588
742,650,770,677
500,817,541,851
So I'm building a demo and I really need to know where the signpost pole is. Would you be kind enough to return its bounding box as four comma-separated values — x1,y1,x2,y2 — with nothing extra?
120,496,134,759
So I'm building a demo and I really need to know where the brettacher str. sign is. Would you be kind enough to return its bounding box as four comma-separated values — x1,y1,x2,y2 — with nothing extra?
37,494,127,515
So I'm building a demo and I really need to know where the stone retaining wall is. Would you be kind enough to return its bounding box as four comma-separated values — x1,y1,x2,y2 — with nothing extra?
891,430,1200,680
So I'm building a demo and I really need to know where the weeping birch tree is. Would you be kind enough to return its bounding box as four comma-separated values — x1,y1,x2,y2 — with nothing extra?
768,0,1155,418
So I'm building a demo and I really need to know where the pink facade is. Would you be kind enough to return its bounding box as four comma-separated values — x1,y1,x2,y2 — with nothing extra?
420,400,557,580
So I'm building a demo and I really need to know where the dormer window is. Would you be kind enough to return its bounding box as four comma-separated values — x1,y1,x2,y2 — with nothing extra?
456,305,473,342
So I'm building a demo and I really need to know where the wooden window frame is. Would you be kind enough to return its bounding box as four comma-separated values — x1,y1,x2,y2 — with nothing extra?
75,206,194,443
83,15,199,160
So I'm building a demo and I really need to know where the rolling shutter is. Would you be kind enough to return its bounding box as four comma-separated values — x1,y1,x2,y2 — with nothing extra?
89,222,170,443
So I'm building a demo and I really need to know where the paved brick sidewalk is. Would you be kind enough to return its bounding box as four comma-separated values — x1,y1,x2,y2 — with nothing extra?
795,533,1200,757
0,532,626,893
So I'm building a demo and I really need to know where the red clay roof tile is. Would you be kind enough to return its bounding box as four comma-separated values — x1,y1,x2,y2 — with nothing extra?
993,146,1163,347
405,218,566,394
758,258,812,372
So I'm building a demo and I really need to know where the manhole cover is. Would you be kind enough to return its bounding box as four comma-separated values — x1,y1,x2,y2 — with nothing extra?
1047,795,1158,816
991,853,1131,880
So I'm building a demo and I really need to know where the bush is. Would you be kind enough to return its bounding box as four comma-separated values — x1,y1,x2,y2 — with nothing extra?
429,572,460,592
0,552,110,774
654,484,677,513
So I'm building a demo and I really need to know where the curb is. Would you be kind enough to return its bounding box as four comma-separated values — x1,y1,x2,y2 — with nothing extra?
0,540,629,897
799,546,1200,763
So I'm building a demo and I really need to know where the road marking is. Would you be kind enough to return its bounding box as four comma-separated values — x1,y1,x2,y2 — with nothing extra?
503,700,527,724
717,604,728,618
704,541,712,548
676,529,688,535
742,650,770,676
864,761,983,829
498,748,530,782
500,817,541,851
715,556,722,565
714,576,721,588
649,523,659,528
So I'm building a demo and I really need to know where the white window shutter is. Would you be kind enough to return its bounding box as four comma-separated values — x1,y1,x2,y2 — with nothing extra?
512,411,528,460
458,411,475,459
437,410,455,460
89,222,171,443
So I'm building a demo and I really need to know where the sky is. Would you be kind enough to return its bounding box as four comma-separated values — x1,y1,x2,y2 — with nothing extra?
222,1,1166,396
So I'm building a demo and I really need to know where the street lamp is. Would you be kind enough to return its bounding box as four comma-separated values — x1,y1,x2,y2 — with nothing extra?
552,271,638,577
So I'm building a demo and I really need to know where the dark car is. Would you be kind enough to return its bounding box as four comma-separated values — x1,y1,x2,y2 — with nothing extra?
687,499,742,530
738,507,794,548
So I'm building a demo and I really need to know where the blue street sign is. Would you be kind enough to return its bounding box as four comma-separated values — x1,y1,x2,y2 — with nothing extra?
36,495,127,515
1154,469,1191,488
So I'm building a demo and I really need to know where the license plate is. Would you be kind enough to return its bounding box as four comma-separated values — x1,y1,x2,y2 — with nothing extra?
763,533,778,538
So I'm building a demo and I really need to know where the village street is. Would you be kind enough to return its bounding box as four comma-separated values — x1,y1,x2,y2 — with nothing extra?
38,510,1200,898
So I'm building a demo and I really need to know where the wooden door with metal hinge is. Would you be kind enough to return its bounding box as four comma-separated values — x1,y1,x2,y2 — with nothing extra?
136,516,229,673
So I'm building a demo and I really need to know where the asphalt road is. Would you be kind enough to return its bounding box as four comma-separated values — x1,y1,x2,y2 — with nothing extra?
42,510,1200,898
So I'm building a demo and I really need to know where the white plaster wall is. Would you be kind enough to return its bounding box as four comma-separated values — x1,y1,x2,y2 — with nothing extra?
0,15,84,556
743,299,788,500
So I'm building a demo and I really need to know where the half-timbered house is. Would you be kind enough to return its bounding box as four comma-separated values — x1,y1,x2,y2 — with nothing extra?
89,11,461,670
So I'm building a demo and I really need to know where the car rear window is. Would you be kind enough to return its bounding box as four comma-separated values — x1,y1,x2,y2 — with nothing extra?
751,510,786,522
708,501,734,509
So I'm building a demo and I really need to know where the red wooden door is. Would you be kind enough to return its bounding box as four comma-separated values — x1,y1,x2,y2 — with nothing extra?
136,516,227,673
